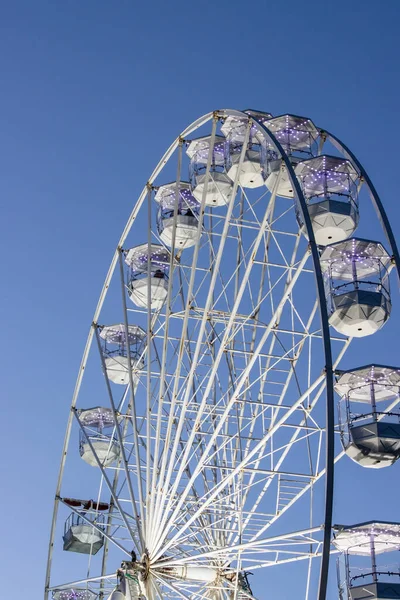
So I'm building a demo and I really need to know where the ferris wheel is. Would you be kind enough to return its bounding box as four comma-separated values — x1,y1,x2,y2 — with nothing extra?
45,109,400,600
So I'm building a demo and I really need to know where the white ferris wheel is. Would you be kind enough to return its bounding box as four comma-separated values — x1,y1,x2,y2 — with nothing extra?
45,109,400,600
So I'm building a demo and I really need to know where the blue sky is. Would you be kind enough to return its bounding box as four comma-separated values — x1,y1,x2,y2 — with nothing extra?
1,0,400,597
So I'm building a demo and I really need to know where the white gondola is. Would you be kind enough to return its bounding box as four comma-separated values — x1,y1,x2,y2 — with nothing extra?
155,182,200,248
186,135,233,206
107,574,145,600
125,244,170,310
107,593,126,600
320,238,392,337
336,365,400,468
63,512,104,555
334,521,400,600
100,324,146,385
52,589,98,600
264,114,319,198
78,407,120,467
221,111,272,188
295,155,360,245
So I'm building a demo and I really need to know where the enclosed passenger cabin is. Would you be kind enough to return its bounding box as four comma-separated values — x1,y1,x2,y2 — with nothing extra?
107,591,126,600
186,135,233,207
78,407,120,467
295,155,360,245
221,111,272,188
63,509,105,555
125,244,170,310
335,365,400,468
99,324,146,385
334,521,400,600
264,114,319,198
107,593,125,600
154,182,200,248
52,589,98,600
320,238,392,337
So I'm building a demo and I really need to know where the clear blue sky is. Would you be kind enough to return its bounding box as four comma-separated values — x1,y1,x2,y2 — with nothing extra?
1,0,400,597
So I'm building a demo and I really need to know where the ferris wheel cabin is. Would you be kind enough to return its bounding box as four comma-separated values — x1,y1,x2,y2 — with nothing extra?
154,182,200,248
320,238,392,337
334,521,400,600
125,244,170,310
186,135,233,206
221,112,272,188
295,155,360,245
99,324,146,385
264,114,319,198
63,511,105,555
107,572,145,600
77,407,120,467
336,366,400,468
107,592,125,600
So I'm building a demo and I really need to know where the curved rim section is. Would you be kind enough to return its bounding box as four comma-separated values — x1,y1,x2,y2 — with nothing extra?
237,111,334,600
323,128,400,281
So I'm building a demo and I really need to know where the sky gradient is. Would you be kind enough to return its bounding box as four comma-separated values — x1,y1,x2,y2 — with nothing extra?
1,1,400,597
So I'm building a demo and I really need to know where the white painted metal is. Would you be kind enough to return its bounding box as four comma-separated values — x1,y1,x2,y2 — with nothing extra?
265,114,319,152
265,159,300,198
187,135,233,206
157,215,198,248
329,295,390,337
125,244,170,310
52,590,98,600
306,201,358,245
342,443,398,468
191,172,233,206
45,109,398,600
78,407,121,467
264,114,319,199
104,356,144,385
129,277,168,309
333,522,400,555
336,364,400,468
161,566,218,582
186,135,226,161
295,155,359,245
107,592,125,600
154,181,200,248
100,324,146,383
226,149,265,188
222,115,265,188
335,366,400,402
80,439,120,467
69,525,103,545
321,238,392,337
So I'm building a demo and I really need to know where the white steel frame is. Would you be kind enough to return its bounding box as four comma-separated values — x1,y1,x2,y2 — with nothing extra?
44,109,400,600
